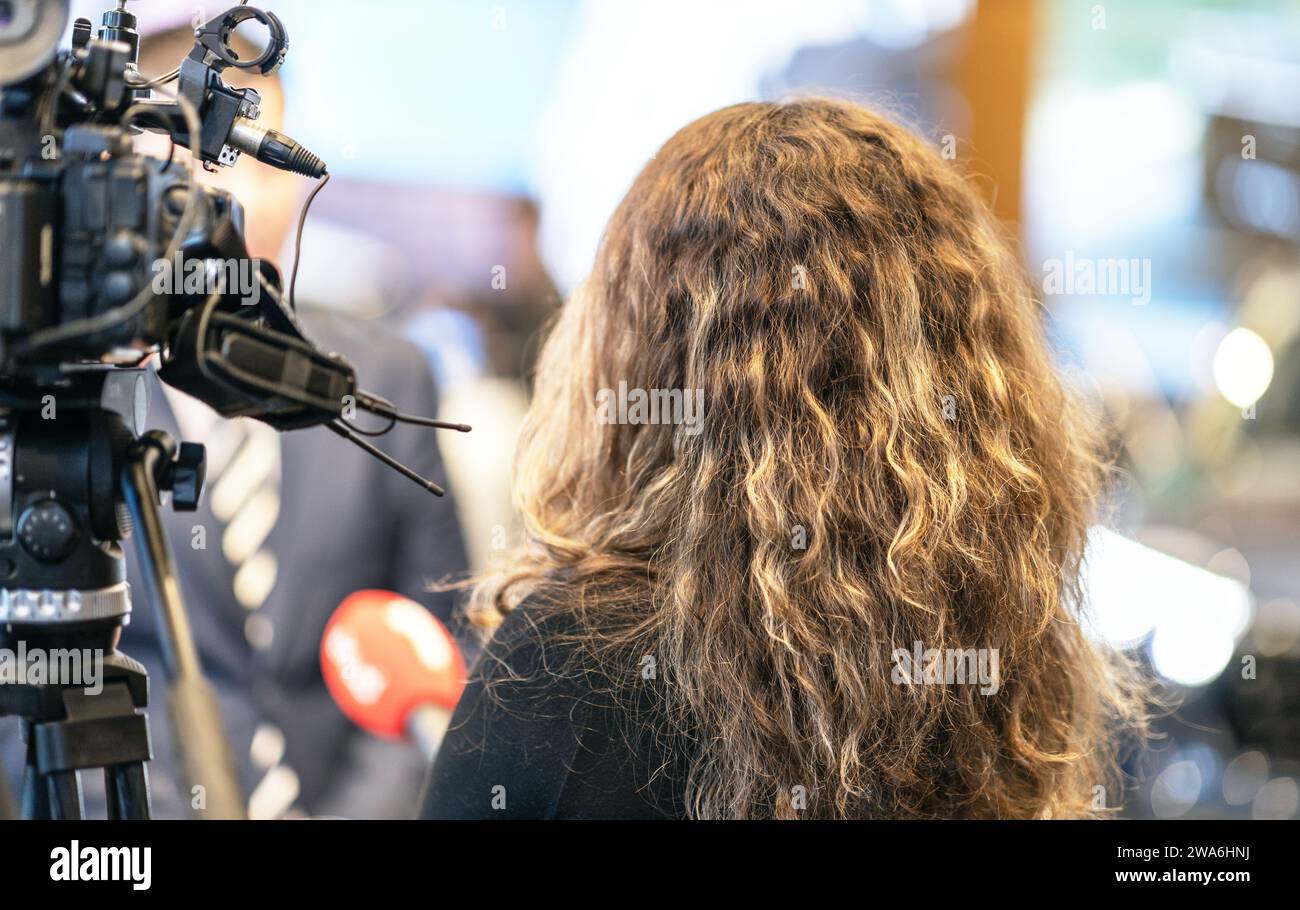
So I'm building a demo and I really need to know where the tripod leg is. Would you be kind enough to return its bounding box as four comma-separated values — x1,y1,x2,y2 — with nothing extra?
105,766,120,819
124,438,246,819
20,720,50,820
105,763,151,820
0,762,14,821
0,734,16,821
46,769,85,820
21,765,49,819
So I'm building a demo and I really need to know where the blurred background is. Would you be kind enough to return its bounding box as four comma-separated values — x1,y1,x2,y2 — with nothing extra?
56,0,1300,818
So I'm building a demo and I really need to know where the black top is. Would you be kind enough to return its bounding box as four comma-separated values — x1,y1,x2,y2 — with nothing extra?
419,600,689,819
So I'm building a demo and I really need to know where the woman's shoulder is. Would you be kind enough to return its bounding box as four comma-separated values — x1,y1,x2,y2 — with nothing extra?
422,594,685,818
470,596,595,693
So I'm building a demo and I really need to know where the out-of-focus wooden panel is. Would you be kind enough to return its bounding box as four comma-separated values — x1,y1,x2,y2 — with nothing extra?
956,0,1035,227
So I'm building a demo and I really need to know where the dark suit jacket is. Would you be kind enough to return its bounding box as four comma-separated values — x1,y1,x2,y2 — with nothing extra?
1,307,470,819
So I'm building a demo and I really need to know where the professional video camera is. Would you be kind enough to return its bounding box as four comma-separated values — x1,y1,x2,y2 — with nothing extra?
0,0,467,820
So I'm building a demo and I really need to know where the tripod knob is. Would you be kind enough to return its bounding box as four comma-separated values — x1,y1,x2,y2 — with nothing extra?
168,442,207,512
16,500,79,563
72,18,93,51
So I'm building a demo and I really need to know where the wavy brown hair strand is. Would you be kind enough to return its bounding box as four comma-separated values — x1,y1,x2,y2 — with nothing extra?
472,97,1148,819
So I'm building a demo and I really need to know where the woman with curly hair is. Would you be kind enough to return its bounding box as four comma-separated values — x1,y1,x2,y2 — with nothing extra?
421,97,1148,820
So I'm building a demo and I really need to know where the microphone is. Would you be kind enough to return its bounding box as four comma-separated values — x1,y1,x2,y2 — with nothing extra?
321,590,467,761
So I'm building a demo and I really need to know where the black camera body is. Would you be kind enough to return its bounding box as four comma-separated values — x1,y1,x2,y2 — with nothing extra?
0,124,233,359
0,3,353,447
2,3,243,370
0,0,326,380
3,29,165,361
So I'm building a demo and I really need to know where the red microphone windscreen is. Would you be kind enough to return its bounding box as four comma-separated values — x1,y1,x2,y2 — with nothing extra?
321,590,467,739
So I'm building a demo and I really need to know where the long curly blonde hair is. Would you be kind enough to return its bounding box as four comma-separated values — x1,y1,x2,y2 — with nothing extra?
472,97,1147,818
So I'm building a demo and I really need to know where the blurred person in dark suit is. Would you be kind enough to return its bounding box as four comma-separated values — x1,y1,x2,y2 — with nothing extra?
0,23,470,819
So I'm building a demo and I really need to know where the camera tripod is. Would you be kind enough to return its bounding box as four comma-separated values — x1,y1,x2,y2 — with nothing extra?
0,369,245,819
1,0,466,820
